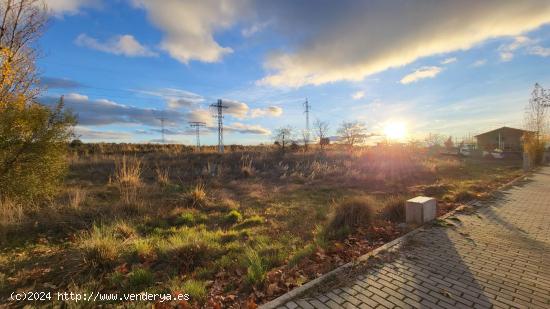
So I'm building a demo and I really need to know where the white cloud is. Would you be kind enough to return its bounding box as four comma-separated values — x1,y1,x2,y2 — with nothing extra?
75,33,157,57
441,57,457,64
45,0,101,15
528,45,550,57
74,126,132,141
498,36,534,61
41,93,180,126
222,99,249,119
498,35,550,60
186,109,214,126
241,21,270,38
352,91,365,100
499,52,514,61
130,0,248,63
257,1,550,87
250,106,283,118
133,88,204,109
225,122,271,135
472,59,487,67
400,66,442,85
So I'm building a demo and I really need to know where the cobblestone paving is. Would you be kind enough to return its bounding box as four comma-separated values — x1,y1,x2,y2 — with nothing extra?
278,168,550,308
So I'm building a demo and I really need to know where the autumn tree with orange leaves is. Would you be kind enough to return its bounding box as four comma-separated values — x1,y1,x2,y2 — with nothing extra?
0,0,75,201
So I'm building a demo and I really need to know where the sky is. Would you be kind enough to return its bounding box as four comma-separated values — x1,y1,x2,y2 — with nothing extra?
38,0,550,145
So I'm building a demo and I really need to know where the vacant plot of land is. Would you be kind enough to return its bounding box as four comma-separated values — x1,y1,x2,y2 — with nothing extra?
0,144,522,307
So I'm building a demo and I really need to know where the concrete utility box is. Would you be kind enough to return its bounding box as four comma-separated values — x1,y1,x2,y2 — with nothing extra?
406,196,437,224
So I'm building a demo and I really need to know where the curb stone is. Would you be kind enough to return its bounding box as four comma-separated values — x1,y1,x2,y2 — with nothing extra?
259,172,528,309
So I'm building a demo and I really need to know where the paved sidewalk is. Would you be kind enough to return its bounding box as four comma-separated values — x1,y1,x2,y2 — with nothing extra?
274,167,550,309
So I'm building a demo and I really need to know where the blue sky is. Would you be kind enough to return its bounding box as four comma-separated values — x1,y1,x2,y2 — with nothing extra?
39,0,550,144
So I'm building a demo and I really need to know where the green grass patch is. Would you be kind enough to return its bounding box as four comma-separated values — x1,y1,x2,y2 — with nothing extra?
225,210,243,224
244,248,266,287
288,244,316,267
182,279,207,302
127,268,154,292
234,215,264,230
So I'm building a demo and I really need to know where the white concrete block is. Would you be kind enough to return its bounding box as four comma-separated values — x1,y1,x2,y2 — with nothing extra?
406,196,437,224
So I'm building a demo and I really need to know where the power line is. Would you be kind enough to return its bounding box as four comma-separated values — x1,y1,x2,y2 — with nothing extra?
189,121,206,149
210,99,229,153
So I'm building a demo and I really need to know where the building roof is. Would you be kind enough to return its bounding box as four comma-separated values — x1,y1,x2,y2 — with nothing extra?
474,126,530,138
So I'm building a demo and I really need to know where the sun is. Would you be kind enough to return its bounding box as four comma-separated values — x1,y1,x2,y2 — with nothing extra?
384,121,407,140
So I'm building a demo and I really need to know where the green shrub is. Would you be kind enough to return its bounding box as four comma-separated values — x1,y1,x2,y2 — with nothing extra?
0,97,75,202
225,210,243,224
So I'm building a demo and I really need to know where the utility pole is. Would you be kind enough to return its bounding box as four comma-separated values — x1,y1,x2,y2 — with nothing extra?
189,121,206,149
210,99,229,153
158,111,166,144
304,98,311,148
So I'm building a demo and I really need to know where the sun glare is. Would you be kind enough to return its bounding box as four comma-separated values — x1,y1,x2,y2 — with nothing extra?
384,122,407,140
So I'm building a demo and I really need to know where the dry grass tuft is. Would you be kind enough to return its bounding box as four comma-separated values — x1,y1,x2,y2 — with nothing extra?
241,155,255,177
381,196,406,222
113,156,142,186
79,225,122,269
183,183,208,208
67,187,87,209
113,156,142,205
0,198,25,240
155,166,170,187
327,197,376,237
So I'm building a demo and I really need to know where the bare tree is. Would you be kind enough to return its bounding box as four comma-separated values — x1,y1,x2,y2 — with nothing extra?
313,119,329,150
337,121,367,148
273,126,294,152
444,136,454,149
424,133,445,148
524,83,550,164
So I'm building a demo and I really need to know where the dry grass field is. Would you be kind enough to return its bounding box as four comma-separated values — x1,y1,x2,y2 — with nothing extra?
0,144,523,307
